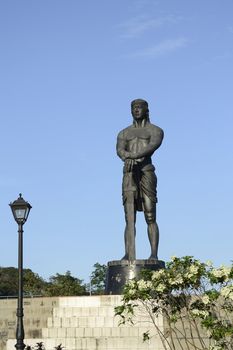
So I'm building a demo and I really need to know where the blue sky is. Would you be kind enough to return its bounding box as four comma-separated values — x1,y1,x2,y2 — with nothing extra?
0,0,232,283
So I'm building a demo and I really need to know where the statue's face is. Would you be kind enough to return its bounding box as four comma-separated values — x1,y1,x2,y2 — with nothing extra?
131,103,147,121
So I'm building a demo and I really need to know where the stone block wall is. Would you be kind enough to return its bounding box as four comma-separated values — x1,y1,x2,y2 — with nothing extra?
3,296,164,350
0,297,58,350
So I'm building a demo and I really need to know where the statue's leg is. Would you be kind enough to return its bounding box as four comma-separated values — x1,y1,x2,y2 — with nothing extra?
122,192,136,261
143,194,159,260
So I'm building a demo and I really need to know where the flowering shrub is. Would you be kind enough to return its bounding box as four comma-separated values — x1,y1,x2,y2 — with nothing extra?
115,256,233,350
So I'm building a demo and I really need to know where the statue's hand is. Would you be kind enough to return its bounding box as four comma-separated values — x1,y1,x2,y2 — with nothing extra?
124,159,135,172
129,152,145,163
129,152,144,161
129,152,138,160
122,151,131,161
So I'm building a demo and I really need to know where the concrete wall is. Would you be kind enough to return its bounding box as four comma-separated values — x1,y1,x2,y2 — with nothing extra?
2,296,164,350
1,295,212,350
0,297,58,350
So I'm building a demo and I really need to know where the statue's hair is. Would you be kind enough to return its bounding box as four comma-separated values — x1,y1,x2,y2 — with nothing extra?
131,98,148,108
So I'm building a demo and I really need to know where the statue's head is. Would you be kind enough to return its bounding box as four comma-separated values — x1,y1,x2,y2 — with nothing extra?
131,99,149,122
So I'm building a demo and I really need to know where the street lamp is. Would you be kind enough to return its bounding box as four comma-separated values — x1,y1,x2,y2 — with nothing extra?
9,193,32,350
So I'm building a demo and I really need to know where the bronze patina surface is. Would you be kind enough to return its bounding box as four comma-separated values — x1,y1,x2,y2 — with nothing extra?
116,99,164,261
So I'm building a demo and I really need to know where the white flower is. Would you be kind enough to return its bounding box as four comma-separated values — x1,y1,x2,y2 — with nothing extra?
184,264,200,279
137,280,152,291
151,269,165,280
170,256,177,261
200,310,209,319
211,268,224,278
128,280,136,288
220,285,233,299
206,260,213,267
155,283,166,292
189,265,199,274
169,274,183,285
146,281,153,289
221,265,231,275
137,280,147,290
184,270,197,279
211,265,231,280
209,345,223,350
220,286,230,298
151,271,160,280
191,309,200,316
176,275,184,284
202,294,210,305
128,289,136,296
191,309,209,319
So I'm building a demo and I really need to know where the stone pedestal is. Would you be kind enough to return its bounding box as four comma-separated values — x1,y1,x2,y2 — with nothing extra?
105,259,165,295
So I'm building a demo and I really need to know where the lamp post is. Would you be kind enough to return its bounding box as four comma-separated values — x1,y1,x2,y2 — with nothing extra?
9,193,32,350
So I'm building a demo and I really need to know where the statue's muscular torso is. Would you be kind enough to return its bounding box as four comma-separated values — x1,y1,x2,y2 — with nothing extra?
117,122,164,169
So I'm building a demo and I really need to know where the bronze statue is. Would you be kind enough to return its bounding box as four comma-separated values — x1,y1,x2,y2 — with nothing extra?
116,99,164,261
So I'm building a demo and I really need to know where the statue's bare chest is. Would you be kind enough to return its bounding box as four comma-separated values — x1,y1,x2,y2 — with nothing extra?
125,128,151,151
126,128,150,142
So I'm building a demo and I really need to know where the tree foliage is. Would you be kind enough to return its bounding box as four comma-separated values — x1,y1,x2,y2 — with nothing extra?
0,267,18,296
90,263,107,295
24,269,47,295
45,271,87,296
0,267,46,297
0,267,87,297
115,256,233,350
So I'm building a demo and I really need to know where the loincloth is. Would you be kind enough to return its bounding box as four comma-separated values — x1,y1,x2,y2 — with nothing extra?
122,164,157,211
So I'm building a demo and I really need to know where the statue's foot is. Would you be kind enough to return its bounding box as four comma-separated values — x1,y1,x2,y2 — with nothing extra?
121,254,129,261
148,255,158,260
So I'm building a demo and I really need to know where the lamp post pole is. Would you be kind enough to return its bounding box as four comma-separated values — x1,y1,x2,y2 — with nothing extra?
9,194,32,350
16,222,25,350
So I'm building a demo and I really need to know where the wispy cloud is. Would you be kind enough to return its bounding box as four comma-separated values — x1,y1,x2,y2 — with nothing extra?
118,14,181,39
125,37,188,59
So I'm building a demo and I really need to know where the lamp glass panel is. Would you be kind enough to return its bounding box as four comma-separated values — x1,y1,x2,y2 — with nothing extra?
25,207,30,220
15,208,27,220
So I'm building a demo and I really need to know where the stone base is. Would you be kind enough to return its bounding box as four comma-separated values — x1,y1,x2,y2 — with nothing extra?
105,259,165,295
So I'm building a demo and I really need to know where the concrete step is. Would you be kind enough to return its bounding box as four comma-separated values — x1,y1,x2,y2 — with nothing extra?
46,315,122,328
53,306,116,317
42,326,157,338
57,295,122,308
5,296,164,350
7,336,164,350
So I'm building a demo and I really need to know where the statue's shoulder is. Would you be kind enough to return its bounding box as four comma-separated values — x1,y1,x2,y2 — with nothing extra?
117,125,133,139
148,123,164,137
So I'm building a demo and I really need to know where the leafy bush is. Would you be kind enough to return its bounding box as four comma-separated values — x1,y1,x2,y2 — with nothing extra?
115,256,233,350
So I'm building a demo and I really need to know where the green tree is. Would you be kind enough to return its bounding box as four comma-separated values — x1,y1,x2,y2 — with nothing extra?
24,269,47,295
90,263,107,295
0,267,18,296
45,270,87,296
0,267,46,296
